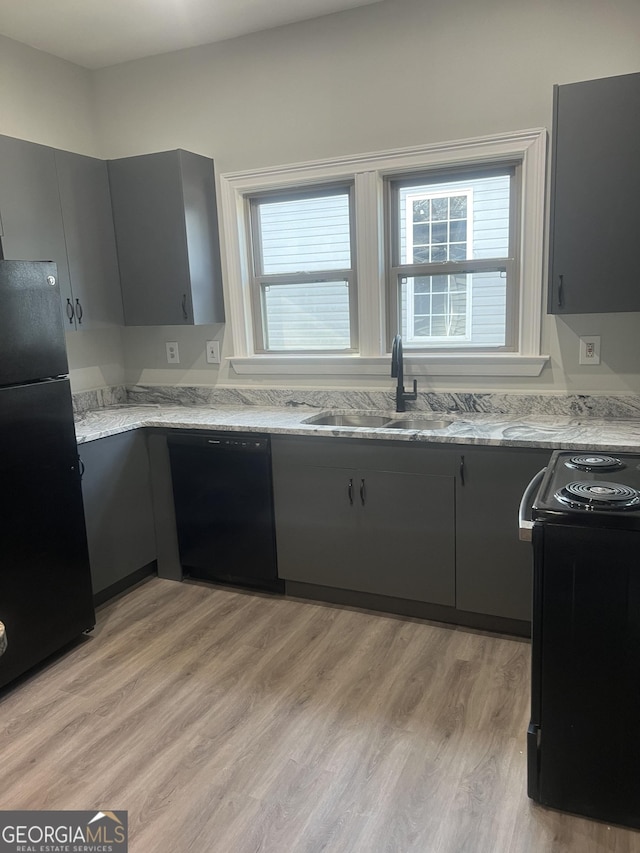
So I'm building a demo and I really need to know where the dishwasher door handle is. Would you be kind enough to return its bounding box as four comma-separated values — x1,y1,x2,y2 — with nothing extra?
519,468,546,542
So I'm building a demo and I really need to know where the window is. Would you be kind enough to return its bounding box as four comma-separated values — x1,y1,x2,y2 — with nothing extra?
388,169,517,350
248,185,357,352
220,129,546,376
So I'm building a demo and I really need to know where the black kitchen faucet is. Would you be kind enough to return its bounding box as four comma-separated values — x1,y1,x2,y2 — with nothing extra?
391,334,418,413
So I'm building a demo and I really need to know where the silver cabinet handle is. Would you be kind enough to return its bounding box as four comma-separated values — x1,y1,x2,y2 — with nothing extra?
518,468,546,541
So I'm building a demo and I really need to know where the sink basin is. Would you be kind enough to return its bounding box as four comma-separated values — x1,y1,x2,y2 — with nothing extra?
385,418,453,430
304,413,391,428
303,412,454,430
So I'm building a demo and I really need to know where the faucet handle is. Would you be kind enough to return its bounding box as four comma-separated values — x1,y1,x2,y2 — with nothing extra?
407,379,418,401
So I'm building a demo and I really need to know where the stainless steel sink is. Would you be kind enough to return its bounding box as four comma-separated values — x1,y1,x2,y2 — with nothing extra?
384,418,453,430
304,413,392,428
303,412,454,430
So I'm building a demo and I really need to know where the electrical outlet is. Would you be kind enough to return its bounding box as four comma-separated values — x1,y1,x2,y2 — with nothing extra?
579,335,601,365
166,341,180,364
206,340,221,364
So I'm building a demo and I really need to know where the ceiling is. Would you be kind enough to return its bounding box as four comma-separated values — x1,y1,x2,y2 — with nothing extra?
0,0,383,70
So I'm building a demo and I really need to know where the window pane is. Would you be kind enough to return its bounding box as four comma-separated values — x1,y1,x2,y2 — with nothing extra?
414,316,430,336
399,270,507,347
399,174,511,263
431,197,448,221
450,195,467,217
431,222,447,244
262,281,351,350
413,199,430,222
257,192,351,275
449,220,467,242
413,223,430,244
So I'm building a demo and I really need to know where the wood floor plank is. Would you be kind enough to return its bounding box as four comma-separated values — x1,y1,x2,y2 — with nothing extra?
1,577,638,852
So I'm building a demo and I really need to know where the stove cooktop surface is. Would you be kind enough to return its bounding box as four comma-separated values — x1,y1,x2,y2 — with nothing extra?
533,450,640,528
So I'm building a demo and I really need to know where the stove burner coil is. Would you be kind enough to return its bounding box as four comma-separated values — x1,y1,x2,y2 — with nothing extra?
565,454,625,472
555,480,640,511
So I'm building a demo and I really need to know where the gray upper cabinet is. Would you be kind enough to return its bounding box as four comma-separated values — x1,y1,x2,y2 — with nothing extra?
55,150,124,330
108,149,225,326
548,71,640,314
0,134,71,302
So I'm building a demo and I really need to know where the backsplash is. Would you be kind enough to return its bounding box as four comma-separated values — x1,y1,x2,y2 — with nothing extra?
72,385,127,415
124,385,640,419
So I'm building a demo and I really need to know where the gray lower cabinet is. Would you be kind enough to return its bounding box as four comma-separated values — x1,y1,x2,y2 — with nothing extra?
272,435,549,626
108,149,225,326
54,150,123,330
548,71,640,314
80,431,157,602
0,134,71,298
455,446,549,622
272,437,456,606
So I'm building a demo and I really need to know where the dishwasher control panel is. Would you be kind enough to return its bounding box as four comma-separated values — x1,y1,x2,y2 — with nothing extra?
167,431,270,453
206,436,269,451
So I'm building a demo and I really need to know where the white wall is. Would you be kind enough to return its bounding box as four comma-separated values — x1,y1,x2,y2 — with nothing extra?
0,34,97,155
2,0,640,394
91,0,640,394
0,35,126,391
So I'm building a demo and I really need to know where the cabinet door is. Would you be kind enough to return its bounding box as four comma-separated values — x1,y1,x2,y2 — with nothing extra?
0,135,71,318
55,150,123,329
108,149,224,326
455,446,549,621
80,431,156,599
273,463,359,588
273,457,456,606
358,468,455,605
549,72,640,314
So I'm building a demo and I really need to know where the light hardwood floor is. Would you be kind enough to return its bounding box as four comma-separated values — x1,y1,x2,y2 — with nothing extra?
1,577,638,852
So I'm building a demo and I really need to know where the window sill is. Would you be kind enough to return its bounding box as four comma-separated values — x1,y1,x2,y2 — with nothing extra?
229,353,549,377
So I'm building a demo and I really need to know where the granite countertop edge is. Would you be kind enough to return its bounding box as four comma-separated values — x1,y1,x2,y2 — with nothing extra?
73,404,640,453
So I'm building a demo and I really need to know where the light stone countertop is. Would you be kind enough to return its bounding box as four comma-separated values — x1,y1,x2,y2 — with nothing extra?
73,403,640,452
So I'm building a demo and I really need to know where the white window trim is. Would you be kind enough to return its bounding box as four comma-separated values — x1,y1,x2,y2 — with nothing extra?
219,128,548,377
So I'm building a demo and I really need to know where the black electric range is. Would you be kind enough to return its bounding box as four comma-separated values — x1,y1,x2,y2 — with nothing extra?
532,450,640,529
524,448,640,830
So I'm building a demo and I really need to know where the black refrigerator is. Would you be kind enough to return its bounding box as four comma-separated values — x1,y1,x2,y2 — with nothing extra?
0,260,95,690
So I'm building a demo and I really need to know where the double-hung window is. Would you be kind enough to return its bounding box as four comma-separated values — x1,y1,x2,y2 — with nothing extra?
221,128,546,375
387,166,518,350
248,184,357,352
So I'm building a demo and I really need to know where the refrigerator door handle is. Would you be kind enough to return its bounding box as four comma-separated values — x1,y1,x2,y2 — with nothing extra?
519,468,546,541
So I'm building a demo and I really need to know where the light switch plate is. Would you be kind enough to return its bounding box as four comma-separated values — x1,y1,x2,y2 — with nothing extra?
166,341,180,364
206,340,221,364
578,335,601,365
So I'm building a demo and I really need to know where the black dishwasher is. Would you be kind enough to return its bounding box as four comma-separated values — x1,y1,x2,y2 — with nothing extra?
167,431,282,592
